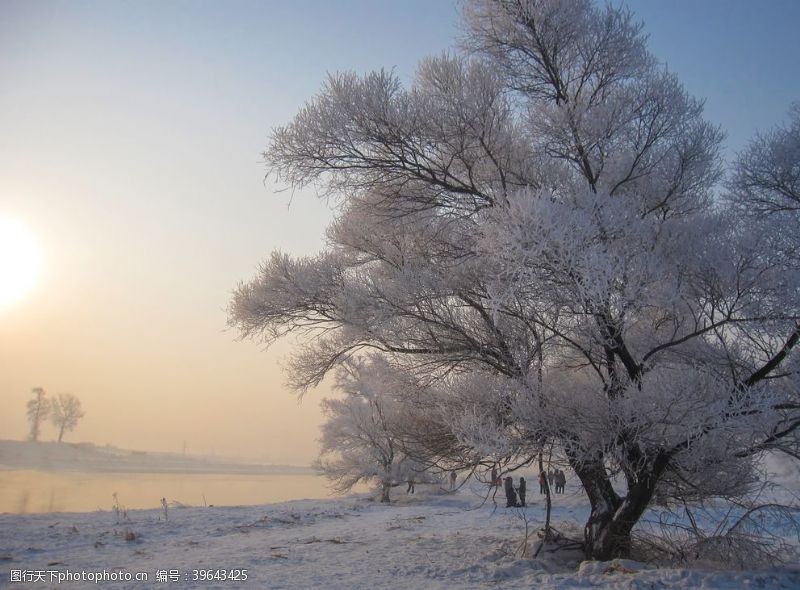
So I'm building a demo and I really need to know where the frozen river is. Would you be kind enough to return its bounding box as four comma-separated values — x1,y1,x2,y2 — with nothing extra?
0,470,344,514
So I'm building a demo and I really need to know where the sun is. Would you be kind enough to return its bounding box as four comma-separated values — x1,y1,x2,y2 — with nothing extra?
0,215,43,308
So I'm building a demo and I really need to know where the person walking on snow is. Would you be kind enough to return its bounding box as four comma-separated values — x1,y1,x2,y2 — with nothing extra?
518,477,527,507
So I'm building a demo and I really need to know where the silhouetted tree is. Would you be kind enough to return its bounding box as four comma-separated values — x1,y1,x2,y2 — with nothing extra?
51,393,84,442
26,387,50,442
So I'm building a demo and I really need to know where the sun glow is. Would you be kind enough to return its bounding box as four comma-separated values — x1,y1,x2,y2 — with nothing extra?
0,215,43,308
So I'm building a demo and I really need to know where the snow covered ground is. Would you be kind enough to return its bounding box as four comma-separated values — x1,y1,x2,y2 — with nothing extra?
2,477,799,589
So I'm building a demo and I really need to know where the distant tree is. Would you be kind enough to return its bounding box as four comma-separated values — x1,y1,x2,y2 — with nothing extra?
50,393,84,443
25,387,50,442
315,357,431,503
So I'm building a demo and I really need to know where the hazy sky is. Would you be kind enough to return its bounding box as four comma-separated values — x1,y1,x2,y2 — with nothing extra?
1,0,798,465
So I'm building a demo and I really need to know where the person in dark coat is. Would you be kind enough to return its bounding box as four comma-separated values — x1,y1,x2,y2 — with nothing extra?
504,476,517,507
518,477,527,507
557,470,566,494
538,471,547,494
491,466,498,488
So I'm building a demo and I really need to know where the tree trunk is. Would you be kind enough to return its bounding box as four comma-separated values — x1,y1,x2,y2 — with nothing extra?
568,450,668,560
380,482,391,503
58,423,65,443
533,451,552,558
539,454,552,538
571,454,623,560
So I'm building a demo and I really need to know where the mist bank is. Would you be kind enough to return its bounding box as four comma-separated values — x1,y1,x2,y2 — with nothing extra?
0,440,313,475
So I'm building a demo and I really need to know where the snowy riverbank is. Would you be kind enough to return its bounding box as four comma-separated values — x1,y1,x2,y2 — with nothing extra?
2,480,799,589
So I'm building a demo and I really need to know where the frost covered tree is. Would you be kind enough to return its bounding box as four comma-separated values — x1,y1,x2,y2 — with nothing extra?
230,0,800,560
315,357,430,503
50,393,84,443
728,103,800,219
26,387,50,442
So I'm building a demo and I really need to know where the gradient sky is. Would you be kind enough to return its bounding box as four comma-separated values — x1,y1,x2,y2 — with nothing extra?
1,0,798,464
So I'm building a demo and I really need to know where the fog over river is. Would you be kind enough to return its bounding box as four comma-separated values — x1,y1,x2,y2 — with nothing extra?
0,441,355,514
0,470,339,514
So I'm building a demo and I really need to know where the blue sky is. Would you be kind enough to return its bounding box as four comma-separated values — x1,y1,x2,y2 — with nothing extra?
632,0,800,159
0,0,797,462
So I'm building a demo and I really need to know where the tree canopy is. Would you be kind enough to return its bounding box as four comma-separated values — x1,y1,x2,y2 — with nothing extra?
230,0,800,560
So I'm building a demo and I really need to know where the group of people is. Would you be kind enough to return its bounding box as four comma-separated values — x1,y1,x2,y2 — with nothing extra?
540,469,567,494
489,466,527,507
488,465,568,507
